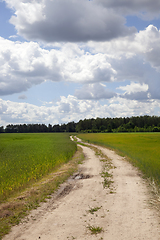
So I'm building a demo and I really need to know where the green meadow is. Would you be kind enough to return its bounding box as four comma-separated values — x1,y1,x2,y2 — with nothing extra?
0,133,76,203
78,133,160,186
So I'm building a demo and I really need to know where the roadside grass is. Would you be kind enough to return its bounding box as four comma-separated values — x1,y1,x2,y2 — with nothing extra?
78,133,160,189
0,133,77,203
0,146,84,240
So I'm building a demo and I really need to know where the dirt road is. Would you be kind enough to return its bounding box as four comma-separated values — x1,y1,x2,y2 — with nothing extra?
3,141,160,240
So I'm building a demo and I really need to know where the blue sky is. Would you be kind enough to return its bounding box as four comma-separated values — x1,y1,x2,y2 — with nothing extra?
0,1,15,38
0,0,160,126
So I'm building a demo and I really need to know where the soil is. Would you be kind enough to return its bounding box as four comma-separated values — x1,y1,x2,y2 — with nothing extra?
3,139,160,240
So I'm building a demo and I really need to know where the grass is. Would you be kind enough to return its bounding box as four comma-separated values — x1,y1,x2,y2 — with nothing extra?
74,135,115,190
100,167,113,189
0,133,77,203
0,144,84,240
94,147,114,190
88,206,102,214
87,225,103,235
78,132,160,187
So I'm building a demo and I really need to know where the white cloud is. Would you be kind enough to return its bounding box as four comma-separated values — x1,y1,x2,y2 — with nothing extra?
141,25,160,69
5,0,45,23
88,25,160,70
63,50,116,83
0,38,117,96
118,82,148,94
1,96,160,126
5,0,136,43
86,25,160,100
1,24,160,101
75,83,117,100
1,0,160,125
9,35,18,39
118,82,149,100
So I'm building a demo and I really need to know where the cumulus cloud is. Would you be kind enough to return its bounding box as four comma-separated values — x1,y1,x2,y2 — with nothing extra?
5,0,136,43
0,38,117,96
148,78,160,100
1,3,160,109
1,25,160,100
0,38,63,95
122,91,149,101
96,0,160,19
141,25,160,69
118,82,149,100
75,83,117,100
88,25,160,70
0,96,159,126
63,51,116,83
118,82,148,94
86,25,160,101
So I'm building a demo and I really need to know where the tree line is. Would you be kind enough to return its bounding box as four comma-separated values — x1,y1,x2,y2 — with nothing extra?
1,115,160,133
0,122,76,133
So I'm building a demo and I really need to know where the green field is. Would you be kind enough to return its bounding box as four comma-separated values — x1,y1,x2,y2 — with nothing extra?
78,133,160,186
0,133,76,203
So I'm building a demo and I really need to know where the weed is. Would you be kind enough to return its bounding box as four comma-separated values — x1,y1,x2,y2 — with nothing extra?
88,206,102,214
67,236,76,239
100,171,112,178
103,178,113,189
100,161,113,189
87,225,103,235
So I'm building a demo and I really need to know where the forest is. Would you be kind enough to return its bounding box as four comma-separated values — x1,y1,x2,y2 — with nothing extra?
1,115,160,133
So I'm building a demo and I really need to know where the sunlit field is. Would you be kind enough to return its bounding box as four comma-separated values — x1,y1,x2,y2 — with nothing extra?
78,133,160,186
0,133,76,203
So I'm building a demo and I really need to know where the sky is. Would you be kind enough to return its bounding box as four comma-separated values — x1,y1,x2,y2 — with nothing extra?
0,0,160,127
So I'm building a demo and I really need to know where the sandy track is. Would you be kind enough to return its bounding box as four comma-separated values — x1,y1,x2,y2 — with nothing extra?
3,142,160,240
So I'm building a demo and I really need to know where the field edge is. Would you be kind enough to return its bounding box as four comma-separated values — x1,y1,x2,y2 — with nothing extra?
0,146,84,240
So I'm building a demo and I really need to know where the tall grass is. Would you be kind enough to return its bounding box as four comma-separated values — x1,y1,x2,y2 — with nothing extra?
0,133,76,203
78,133,160,185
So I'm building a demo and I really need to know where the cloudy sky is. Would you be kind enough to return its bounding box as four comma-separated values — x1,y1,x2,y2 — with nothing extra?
0,0,160,127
